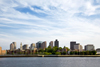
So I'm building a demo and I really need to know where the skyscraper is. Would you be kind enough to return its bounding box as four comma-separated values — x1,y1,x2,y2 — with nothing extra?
54,39,59,47
12,42,16,50
70,41,76,50
36,41,43,49
20,42,23,50
23,44,29,50
49,41,53,48
41,41,47,50
10,43,14,50
10,42,16,50
30,43,36,50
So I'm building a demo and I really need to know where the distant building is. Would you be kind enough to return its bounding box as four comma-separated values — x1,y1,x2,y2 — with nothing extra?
85,44,95,51
10,43,14,50
20,42,23,50
74,43,83,51
36,41,43,49
10,42,16,50
70,41,76,50
49,41,53,48
0,47,1,54
12,42,16,50
54,39,59,47
23,44,29,50
41,41,47,50
30,43,36,50
96,48,100,54
0,46,6,55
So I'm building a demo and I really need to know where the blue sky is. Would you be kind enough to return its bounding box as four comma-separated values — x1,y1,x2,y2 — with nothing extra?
0,0,100,50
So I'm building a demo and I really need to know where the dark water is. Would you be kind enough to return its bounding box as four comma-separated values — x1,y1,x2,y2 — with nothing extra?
0,57,100,67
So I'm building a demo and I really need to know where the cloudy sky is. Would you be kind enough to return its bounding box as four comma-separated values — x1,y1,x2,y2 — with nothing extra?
0,0,100,50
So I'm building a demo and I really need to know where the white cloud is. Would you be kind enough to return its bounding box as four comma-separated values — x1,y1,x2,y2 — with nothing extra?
0,0,100,49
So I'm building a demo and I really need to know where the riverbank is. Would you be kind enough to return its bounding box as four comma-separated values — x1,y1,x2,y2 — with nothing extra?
0,55,100,57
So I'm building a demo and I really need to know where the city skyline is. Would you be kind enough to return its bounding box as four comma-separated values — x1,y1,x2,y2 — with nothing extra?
0,40,98,50
1,0,100,50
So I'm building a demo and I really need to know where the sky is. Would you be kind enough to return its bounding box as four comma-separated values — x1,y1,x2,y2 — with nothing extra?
0,0,100,50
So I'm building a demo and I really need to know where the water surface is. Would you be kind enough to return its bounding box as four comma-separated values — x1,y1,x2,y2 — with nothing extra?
0,57,100,67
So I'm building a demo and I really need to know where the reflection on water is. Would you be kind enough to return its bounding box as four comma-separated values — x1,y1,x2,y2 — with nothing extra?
0,57,100,67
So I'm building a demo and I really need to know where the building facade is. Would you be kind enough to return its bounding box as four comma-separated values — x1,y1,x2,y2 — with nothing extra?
10,43,14,50
30,43,36,50
0,46,6,55
23,44,29,50
96,48,100,54
20,42,23,50
85,44,95,51
10,42,16,50
54,39,59,47
70,41,76,50
0,46,1,54
41,41,47,50
36,41,43,49
49,41,53,48
74,43,83,51
12,42,16,50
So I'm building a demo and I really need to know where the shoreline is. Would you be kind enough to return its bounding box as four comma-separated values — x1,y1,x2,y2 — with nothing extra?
1,55,100,58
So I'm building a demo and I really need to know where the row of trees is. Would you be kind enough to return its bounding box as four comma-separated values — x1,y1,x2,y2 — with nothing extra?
37,46,69,55
70,51,96,55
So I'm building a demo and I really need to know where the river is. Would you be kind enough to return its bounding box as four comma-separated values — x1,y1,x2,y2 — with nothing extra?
0,57,100,67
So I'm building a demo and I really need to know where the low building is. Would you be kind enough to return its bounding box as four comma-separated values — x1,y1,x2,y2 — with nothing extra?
0,47,1,54
85,44,95,51
96,48,100,54
0,46,6,55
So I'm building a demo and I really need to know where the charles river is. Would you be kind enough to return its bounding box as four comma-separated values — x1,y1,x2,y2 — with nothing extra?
0,57,100,67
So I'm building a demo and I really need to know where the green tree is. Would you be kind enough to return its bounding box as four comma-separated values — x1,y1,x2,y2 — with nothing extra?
91,50,96,55
44,52,52,55
38,49,44,53
55,52,61,55
70,51,74,55
63,46,70,51
48,46,51,49
59,47,62,50
62,51,66,55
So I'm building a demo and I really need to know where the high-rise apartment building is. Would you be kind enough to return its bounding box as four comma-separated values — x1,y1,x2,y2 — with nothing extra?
54,39,59,47
49,41,53,48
